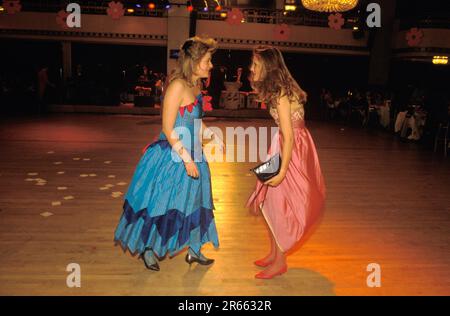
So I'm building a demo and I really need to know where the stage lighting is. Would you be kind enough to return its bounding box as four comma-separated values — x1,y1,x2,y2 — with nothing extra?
214,0,222,11
350,15,364,40
432,56,448,65
127,8,135,13
148,3,156,10
285,0,297,11
187,1,194,12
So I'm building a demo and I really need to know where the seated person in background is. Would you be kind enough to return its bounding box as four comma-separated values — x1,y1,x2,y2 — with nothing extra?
237,67,252,92
138,65,151,85
235,67,243,89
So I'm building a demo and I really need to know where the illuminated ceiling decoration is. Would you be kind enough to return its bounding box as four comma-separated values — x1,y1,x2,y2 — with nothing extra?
301,0,359,12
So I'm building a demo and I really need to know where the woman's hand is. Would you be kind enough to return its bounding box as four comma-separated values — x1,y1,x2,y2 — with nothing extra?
264,171,286,187
184,161,199,178
262,94,293,188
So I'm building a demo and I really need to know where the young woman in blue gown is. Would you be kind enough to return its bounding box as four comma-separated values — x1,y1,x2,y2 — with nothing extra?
114,37,223,271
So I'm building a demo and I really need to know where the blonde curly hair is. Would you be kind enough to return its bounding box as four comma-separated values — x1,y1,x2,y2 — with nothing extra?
169,36,218,88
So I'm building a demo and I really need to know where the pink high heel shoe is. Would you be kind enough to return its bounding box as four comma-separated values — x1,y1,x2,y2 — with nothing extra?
254,258,274,268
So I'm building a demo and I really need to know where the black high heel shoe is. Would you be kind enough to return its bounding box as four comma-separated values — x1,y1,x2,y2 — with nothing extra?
140,248,160,271
185,249,214,266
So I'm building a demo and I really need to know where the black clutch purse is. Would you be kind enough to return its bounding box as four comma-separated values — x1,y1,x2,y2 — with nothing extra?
250,154,282,182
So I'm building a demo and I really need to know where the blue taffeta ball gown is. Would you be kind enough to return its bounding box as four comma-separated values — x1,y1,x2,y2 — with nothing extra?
114,93,219,258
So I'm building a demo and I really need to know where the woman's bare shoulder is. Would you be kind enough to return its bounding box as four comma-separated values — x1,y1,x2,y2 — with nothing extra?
167,78,187,92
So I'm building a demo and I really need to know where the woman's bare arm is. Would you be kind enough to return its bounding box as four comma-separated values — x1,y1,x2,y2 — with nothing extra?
276,94,294,175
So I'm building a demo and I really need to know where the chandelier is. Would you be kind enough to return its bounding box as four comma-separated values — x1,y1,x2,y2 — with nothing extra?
301,0,359,12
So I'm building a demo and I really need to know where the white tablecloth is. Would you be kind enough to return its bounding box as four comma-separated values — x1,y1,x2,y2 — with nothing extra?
395,110,427,140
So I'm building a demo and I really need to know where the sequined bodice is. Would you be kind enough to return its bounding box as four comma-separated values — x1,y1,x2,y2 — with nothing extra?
269,103,305,127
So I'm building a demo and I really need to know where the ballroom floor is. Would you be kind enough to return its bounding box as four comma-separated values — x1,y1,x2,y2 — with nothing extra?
0,114,449,295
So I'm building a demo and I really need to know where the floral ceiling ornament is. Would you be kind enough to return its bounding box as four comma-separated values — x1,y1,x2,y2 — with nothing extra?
406,28,424,47
273,24,291,41
56,10,69,29
107,1,125,20
2,0,22,14
226,8,244,26
328,13,345,30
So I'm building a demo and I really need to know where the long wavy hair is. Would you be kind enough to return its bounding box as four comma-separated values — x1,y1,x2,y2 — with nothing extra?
168,36,218,88
250,45,307,108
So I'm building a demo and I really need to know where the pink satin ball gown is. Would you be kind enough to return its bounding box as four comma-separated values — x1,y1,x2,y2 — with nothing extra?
246,103,326,252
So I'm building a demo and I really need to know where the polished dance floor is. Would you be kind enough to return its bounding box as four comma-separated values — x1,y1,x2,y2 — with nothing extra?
0,114,449,295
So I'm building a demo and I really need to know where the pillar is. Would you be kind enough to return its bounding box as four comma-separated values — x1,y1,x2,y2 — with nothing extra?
368,0,397,86
61,41,72,82
166,0,191,75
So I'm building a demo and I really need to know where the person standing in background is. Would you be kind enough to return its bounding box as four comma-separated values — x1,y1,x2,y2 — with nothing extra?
36,64,55,115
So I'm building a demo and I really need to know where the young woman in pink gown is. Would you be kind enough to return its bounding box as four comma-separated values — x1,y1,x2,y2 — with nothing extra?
246,46,326,279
